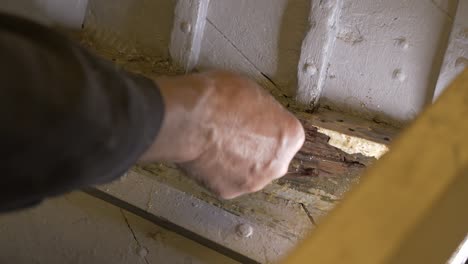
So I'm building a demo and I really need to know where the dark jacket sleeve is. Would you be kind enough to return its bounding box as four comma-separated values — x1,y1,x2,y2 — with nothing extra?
0,13,164,212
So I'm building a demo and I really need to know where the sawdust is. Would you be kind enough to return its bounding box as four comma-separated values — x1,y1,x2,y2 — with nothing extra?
76,31,184,77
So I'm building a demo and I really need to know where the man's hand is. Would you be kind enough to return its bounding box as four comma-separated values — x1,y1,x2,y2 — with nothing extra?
139,71,305,199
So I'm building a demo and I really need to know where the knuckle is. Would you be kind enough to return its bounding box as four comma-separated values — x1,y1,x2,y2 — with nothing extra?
292,118,305,138
271,164,288,180
279,164,289,177
287,117,305,148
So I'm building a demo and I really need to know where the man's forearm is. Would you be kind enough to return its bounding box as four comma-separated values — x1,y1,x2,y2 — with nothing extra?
0,13,164,211
0,13,304,212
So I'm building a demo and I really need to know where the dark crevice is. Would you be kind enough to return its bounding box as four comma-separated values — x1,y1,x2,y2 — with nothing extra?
300,203,317,226
120,209,150,264
429,0,454,19
260,72,279,88
206,19,282,92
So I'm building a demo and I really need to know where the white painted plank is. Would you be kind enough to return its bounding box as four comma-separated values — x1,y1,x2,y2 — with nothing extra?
430,0,459,18
197,21,288,100
296,0,343,107
170,0,210,71
319,0,454,125
93,169,312,263
434,0,468,100
0,192,236,264
205,0,310,96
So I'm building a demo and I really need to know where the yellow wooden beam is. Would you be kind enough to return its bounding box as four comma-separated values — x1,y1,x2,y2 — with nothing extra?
283,69,468,264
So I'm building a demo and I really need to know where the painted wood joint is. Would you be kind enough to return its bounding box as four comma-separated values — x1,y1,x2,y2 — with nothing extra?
170,0,210,72
296,0,343,108
434,0,468,100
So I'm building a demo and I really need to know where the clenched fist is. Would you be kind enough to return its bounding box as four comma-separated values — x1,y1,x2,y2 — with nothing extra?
139,71,304,199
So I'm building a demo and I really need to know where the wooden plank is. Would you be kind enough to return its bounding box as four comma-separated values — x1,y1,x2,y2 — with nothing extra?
274,108,397,202
0,192,237,264
295,108,397,158
320,0,454,125
283,69,468,264
92,169,309,263
296,0,343,107
279,117,374,199
205,0,310,96
434,0,468,100
197,21,283,98
170,0,210,72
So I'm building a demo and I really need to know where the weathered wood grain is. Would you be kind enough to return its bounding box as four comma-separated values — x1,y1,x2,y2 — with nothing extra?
282,118,375,199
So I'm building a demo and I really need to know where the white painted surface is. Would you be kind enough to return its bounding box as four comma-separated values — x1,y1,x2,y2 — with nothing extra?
195,0,457,125
434,0,468,100
170,0,210,71
36,0,88,28
198,21,282,98
97,169,313,263
0,0,88,28
296,0,343,107
84,0,176,58
201,0,310,96
448,234,468,264
0,192,237,264
319,0,456,124
199,22,269,83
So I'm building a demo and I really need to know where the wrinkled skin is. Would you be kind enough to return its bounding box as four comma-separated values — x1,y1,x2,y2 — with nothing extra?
139,71,305,199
